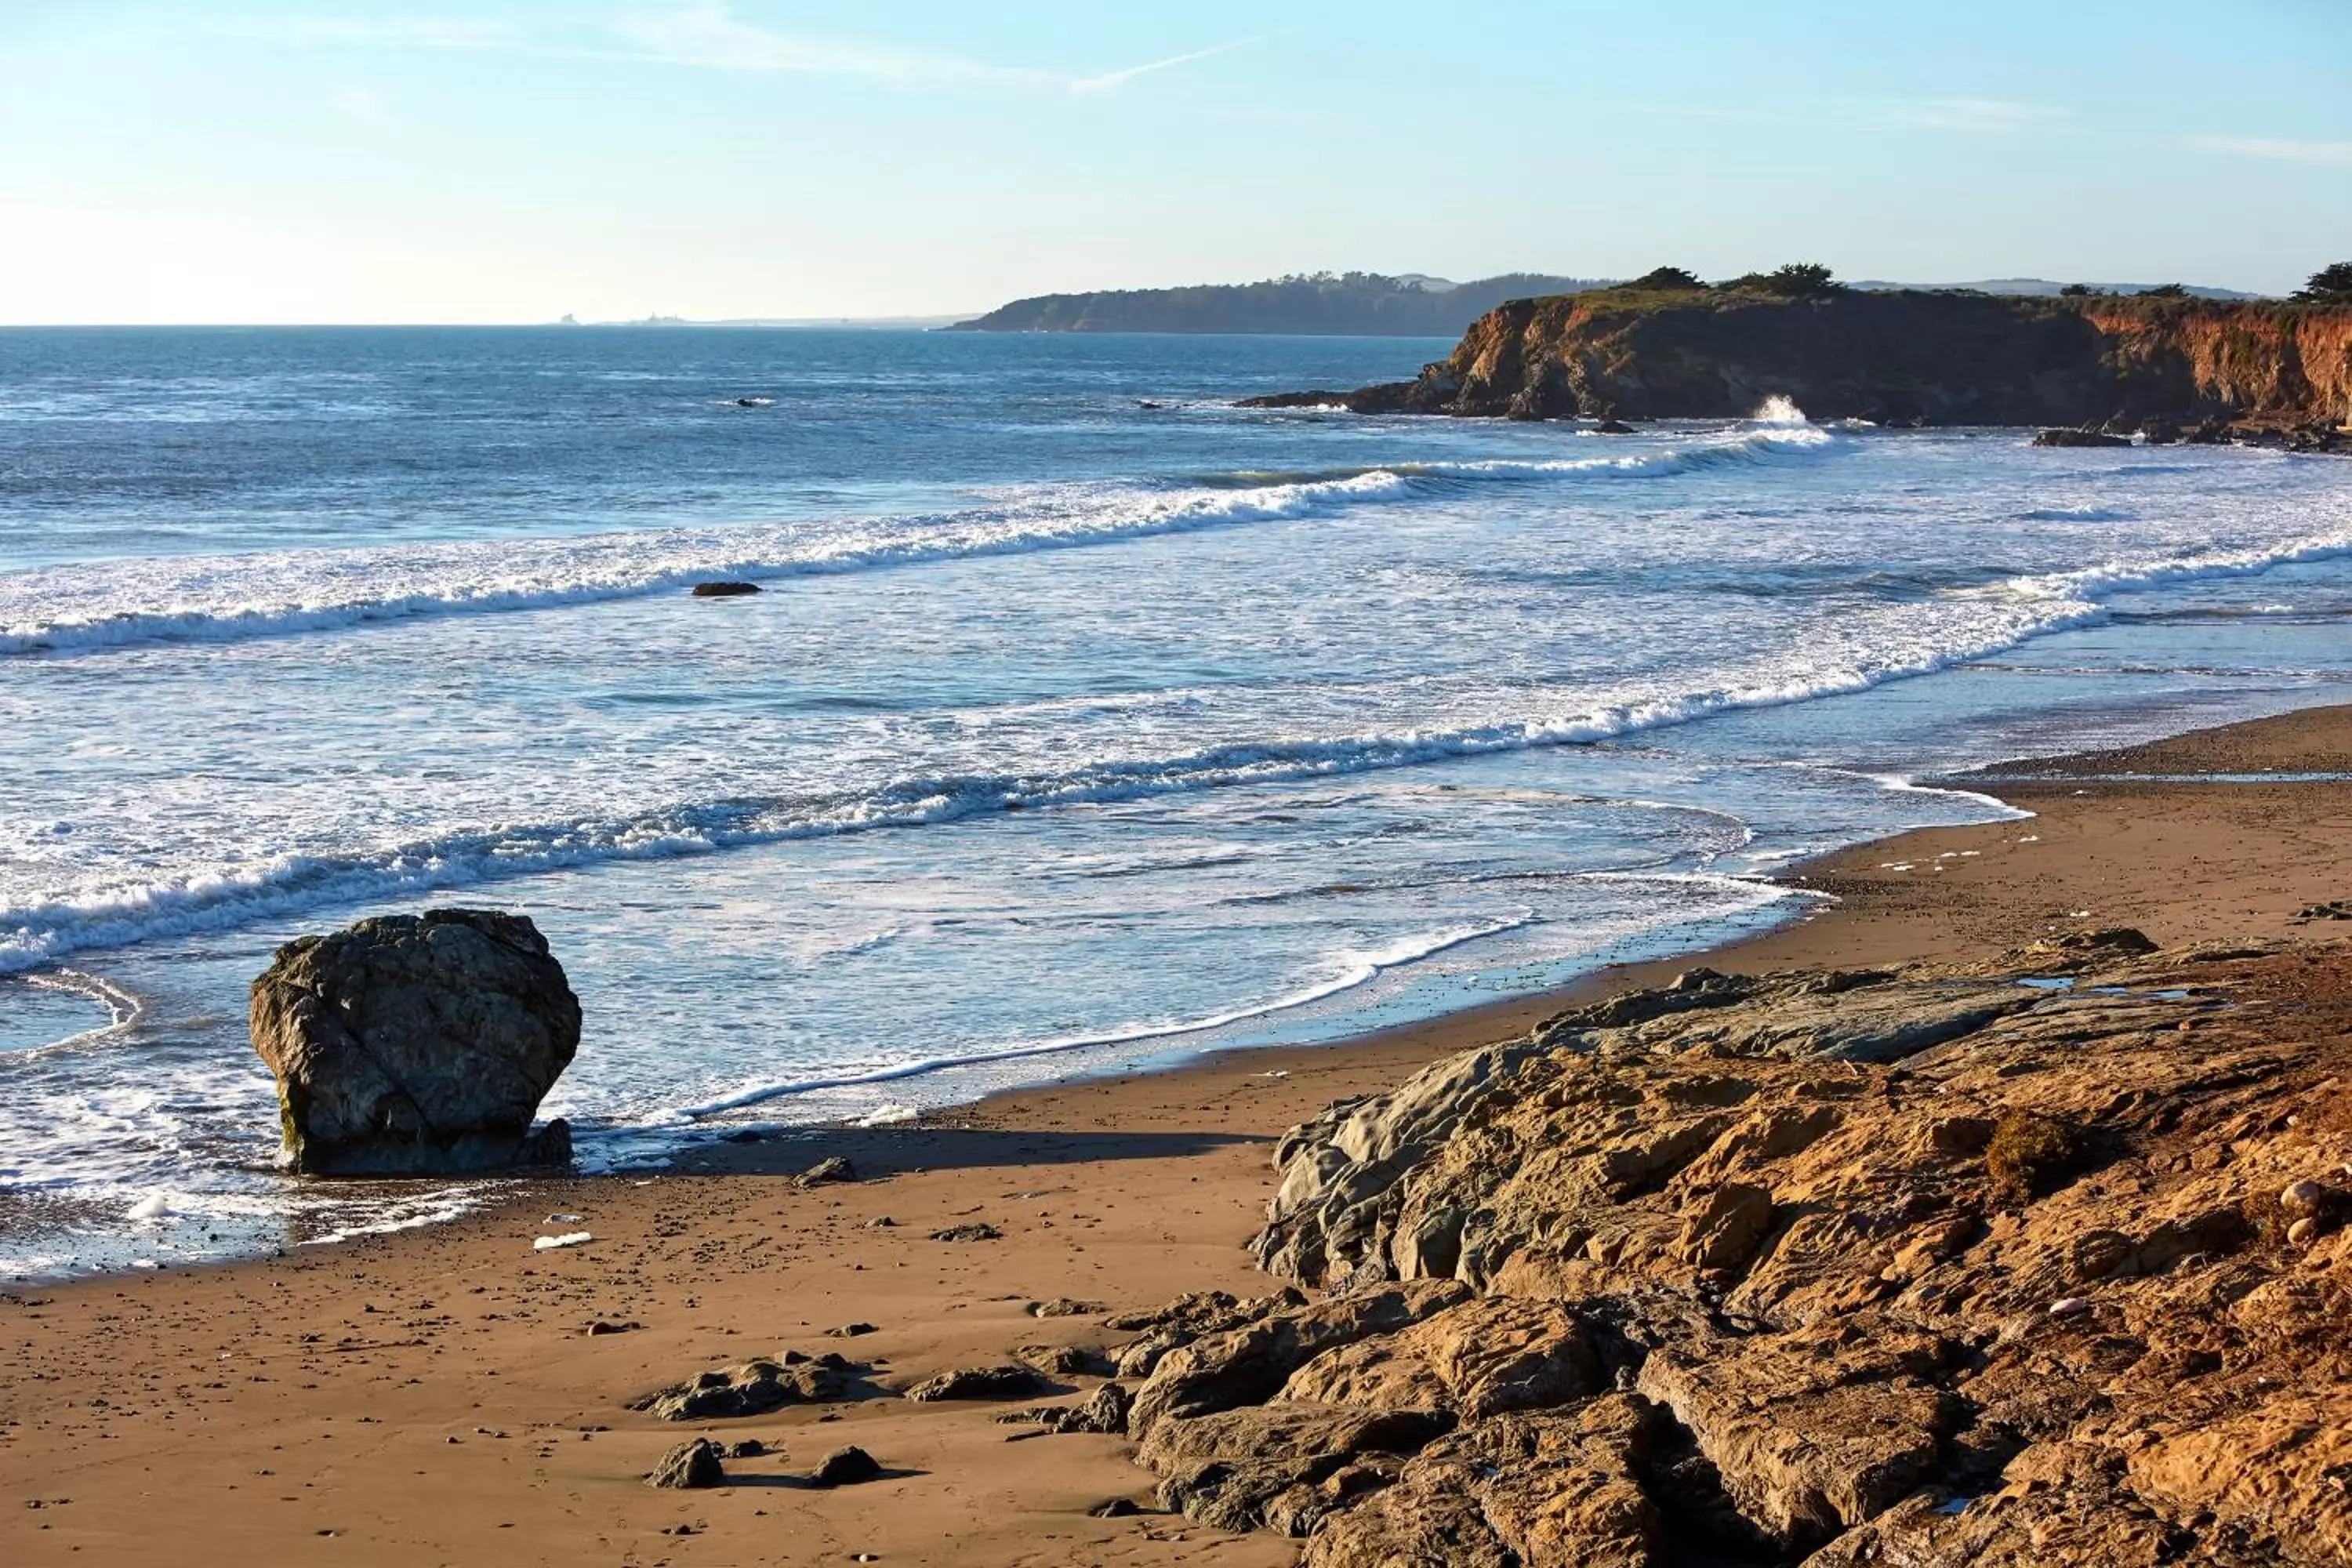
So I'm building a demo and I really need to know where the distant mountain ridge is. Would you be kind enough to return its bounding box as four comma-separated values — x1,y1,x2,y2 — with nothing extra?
946,272,1611,336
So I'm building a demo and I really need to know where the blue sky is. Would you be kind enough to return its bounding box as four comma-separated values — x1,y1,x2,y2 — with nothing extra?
3,0,2348,323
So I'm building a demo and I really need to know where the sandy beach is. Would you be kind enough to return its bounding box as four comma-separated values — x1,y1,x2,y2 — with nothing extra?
5,702,2350,1567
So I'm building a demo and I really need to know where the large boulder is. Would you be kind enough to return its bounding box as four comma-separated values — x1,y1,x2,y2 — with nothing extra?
249,909,581,1174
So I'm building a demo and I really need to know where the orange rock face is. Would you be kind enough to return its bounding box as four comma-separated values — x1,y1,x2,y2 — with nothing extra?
1116,933,2352,1564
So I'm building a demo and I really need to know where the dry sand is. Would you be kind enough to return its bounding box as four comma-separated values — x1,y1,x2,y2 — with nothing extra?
4,704,2349,1566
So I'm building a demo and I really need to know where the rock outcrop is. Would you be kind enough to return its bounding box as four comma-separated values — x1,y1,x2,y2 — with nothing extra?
631,1352,863,1420
1109,935,2352,1565
1242,286,2352,432
248,909,580,1175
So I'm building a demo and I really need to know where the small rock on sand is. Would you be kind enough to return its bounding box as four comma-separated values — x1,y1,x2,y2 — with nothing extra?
906,1365,1041,1402
826,1322,878,1338
929,1221,1002,1243
809,1446,881,1486
647,1438,725,1490
797,1156,857,1187
1027,1298,1105,1318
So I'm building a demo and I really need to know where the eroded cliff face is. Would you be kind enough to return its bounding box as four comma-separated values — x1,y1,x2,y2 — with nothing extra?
1341,289,2352,427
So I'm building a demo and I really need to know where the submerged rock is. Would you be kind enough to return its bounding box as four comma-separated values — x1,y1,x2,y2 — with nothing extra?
690,580,761,597
248,909,579,1175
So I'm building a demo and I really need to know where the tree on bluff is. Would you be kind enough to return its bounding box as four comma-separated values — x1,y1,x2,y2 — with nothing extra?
2296,263,2352,301
1725,263,1842,297
1621,266,1709,292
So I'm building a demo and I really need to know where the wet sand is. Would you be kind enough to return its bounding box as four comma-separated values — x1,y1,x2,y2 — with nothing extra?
4,704,2348,1566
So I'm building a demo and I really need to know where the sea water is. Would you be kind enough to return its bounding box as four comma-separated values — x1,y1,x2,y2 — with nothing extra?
5,325,2350,1279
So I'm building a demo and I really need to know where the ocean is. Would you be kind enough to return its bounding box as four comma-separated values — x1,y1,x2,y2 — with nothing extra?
5,325,2350,1280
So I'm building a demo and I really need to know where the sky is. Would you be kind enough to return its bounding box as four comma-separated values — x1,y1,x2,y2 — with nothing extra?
2,0,2349,324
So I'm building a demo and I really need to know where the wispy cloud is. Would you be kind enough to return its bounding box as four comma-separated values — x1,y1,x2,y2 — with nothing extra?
2194,135,2352,168
1072,35,1263,93
222,5,1261,96
606,2,1049,85
1886,98,2067,134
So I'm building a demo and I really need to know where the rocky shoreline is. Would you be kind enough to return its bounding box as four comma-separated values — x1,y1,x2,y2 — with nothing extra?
9,706,2352,1565
1094,928,2352,1563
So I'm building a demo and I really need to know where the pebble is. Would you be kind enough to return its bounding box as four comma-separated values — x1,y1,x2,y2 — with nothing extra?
2288,1217,2319,1247
2281,1179,2330,1217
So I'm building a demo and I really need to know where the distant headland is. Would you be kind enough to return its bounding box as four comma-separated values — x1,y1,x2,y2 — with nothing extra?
944,271,1610,336
1238,265,2352,442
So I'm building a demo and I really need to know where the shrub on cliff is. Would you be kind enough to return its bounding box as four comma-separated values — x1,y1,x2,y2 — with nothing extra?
1725,262,1843,297
2296,262,2352,301
1621,266,1710,292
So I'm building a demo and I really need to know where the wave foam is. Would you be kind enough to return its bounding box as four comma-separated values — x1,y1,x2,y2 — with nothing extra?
2,430,1837,659
0,471,1410,659
663,916,1536,1120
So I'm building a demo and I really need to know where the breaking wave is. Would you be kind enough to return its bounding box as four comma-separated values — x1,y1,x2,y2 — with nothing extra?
2,424,1837,659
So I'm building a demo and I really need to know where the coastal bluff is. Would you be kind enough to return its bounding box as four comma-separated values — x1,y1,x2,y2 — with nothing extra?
1247,285,2352,431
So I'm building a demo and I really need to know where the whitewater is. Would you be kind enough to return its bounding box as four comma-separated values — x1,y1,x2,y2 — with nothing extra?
5,324,2351,1279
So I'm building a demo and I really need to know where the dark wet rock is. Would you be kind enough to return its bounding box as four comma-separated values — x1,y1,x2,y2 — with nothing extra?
808,1446,880,1487
2034,427,2132,448
690,581,761,597
1594,418,1636,434
647,1438,725,1489
248,909,579,1175
904,1365,1041,1402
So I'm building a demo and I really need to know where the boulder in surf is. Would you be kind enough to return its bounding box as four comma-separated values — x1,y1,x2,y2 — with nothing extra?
249,908,581,1175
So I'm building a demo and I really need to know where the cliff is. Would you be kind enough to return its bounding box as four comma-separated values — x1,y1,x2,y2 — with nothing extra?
1253,285,2352,429
946,271,1608,337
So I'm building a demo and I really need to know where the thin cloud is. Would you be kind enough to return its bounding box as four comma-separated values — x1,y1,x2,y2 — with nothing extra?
2195,135,2352,168
1886,98,2067,133
1071,35,1263,93
606,2,1051,85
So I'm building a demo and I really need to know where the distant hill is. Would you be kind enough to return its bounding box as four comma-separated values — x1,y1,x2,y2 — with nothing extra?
946,272,1611,336
1851,278,2263,301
